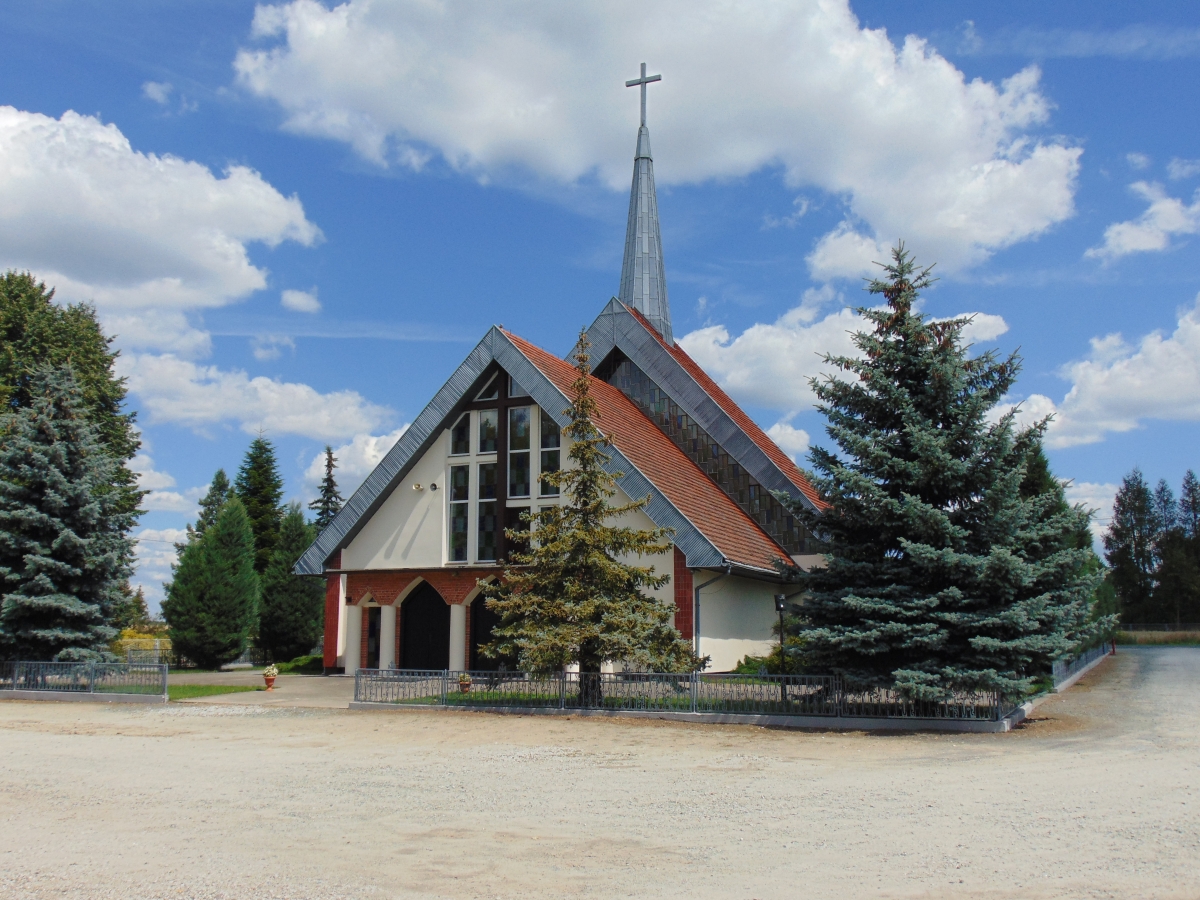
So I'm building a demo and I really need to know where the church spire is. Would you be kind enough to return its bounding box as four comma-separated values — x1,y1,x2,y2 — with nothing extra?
619,64,673,345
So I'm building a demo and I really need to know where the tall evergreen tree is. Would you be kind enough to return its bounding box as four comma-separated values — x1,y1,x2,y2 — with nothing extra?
1104,469,1160,624
1178,470,1200,538
258,503,324,662
0,272,142,517
161,497,259,669
0,366,136,660
481,331,701,685
234,437,284,574
308,446,343,530
1153,479,1178,533
179,469,230,551
786,245,1102,699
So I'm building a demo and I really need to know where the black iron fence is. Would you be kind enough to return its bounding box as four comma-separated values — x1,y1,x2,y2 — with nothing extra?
354,669,1012,720
1052,643,1113,686
0,661,168,696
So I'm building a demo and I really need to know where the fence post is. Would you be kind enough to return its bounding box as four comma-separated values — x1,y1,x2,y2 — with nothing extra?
559,672,565,710
441,669,448,706
690,671,697,714
87,661,95,693
835,675,843,718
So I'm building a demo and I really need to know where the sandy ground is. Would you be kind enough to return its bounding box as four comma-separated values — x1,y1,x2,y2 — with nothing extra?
0,648,1198,900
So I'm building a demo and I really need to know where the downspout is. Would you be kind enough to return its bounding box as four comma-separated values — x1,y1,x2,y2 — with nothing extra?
693,563,732,659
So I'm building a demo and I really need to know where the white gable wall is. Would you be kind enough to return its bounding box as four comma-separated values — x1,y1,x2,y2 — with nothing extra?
697,574,777,672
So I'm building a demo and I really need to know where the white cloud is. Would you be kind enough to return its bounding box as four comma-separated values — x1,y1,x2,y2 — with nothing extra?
142,81,173,105
766,421,810,463
130,453,176,491
680,301,1007,415
1086,181,1200,261
118,353,391,441
131,527,187,614
1125,152,1151,170
304,426,410,499
1003,297,1200,448
762,197,810,230
1064,481,1117,549
281,287,321,312
251,334,296,361
954,24,1200,61
235,0,1080,277
1168,158,1200,180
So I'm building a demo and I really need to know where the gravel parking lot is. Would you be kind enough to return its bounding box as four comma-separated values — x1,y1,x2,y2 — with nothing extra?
1,646,1197,899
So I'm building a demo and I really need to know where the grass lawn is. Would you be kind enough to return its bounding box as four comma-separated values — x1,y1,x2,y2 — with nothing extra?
168,684,263,701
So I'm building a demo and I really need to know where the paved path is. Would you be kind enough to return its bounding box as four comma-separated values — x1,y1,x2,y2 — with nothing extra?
0,647,1196,899
170,671,356,708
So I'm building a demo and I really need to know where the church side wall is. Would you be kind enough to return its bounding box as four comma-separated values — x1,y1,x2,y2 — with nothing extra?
342,432,448,570
697,575,776,672
610,485,674,610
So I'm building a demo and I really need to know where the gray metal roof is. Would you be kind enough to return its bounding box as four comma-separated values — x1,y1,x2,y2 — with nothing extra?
618,123,673,346
585,299,820,512
294,326,725,576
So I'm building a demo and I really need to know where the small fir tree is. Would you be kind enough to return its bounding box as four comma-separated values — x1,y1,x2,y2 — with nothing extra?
161,497,259,669
258,503,324,662
112,583,151,631
787,245,1103,700
0,272,142,517
0,366,136,660
234,436,284,574
308,446,343,530
481,331,702,688
1104,469,1160,624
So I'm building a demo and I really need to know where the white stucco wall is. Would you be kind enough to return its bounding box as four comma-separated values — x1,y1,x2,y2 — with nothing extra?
610,485,674,608
696,574,777,672
342,433,448,570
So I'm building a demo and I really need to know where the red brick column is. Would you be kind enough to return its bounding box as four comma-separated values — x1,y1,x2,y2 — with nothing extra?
673,547,693,640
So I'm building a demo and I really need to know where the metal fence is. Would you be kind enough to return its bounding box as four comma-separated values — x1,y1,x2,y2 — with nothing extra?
1119,623,1200,632
1052,643,1113,687
0,661,168,696
354,669,1014,720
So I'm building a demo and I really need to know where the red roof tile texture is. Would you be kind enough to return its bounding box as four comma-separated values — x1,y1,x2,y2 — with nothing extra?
624,307,826,510
502,330,789,573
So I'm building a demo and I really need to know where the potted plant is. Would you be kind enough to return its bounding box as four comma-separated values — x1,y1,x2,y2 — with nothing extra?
458,672,472,694
263,664,279,691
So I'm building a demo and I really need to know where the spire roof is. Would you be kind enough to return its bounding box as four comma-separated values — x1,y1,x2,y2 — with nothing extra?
618,65,672,345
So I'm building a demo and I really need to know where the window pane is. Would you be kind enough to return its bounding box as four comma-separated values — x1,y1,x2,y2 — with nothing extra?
478,463,497,500
479,409,498,453
477,501,497,561
450,414,470,455
475,372,499,401
540,408,560,449
450,465,469,502
506,506,530,533
539,449,560,496
508,376,530,398
509,407,530,450
509,451,530,498
449,502,468,562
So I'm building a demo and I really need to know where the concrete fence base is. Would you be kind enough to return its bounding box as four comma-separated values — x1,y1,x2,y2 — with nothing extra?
1,690,167,704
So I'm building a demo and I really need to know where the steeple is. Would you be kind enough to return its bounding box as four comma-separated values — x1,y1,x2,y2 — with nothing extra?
619,64,672,345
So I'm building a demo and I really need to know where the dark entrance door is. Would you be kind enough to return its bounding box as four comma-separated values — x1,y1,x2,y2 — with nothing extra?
366,606,381,669
400,582,450,670
469,595,518,671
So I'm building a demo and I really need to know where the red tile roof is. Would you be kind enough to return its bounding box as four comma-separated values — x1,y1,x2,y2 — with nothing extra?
624,306,826,510
502,330,789,573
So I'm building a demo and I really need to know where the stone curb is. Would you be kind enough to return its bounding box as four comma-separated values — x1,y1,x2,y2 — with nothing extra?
0,689,167,704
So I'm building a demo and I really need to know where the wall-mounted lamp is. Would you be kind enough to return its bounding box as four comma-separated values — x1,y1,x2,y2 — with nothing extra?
430,483,438,491
412,483,423,491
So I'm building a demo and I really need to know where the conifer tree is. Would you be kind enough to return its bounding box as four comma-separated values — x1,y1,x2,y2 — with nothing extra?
308,446,343,530
161,497,259,669
1104,469,1160,624
112,583,151,631
1179,470,1200,538
0,366,136,660
481,331,701,688
180,470,230,550
234,437,284,574
0,272,142,517
258,503,324,662
787,245,1102,699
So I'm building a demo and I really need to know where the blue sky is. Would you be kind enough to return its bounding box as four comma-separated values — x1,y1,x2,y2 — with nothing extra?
1,1,1198,609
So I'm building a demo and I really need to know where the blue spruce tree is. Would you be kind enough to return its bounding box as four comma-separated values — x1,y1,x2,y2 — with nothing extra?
0,366,136,660
788,245,1106,700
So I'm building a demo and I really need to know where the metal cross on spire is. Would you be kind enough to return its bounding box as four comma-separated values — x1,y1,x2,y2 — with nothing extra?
625,62,661,127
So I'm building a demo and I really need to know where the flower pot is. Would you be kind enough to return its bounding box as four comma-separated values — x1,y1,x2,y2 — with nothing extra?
459,680,471,694
264,675,276,691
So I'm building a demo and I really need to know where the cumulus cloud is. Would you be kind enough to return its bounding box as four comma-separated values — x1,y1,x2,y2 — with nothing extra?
281,287,321,312
251,334,296,361
680,299,1007,415
304,426,410,499
142,81,173,105
998,297,1200,448
119,353,391,441
1126,152,1151,170
235,0,1081,277
1086,181,1200,261
1168,158,1200,180
766,421,811,463
1064,481,1118,549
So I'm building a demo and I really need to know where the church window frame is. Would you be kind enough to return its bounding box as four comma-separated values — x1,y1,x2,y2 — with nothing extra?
448,465,470,563
539,407,561,497
450,413,470,456
508,406,532,499
477,462,498,562
478,409,499,454
474,372,500,401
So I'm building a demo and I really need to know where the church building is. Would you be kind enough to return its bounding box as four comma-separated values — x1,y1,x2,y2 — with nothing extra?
296,67,825,674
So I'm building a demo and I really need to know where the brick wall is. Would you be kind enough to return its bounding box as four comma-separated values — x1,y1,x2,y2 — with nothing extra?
673,547,693,640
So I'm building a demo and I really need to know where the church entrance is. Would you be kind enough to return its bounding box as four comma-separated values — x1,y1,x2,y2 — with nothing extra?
365,606,381,669
400,582,450,670
469,595,517,671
